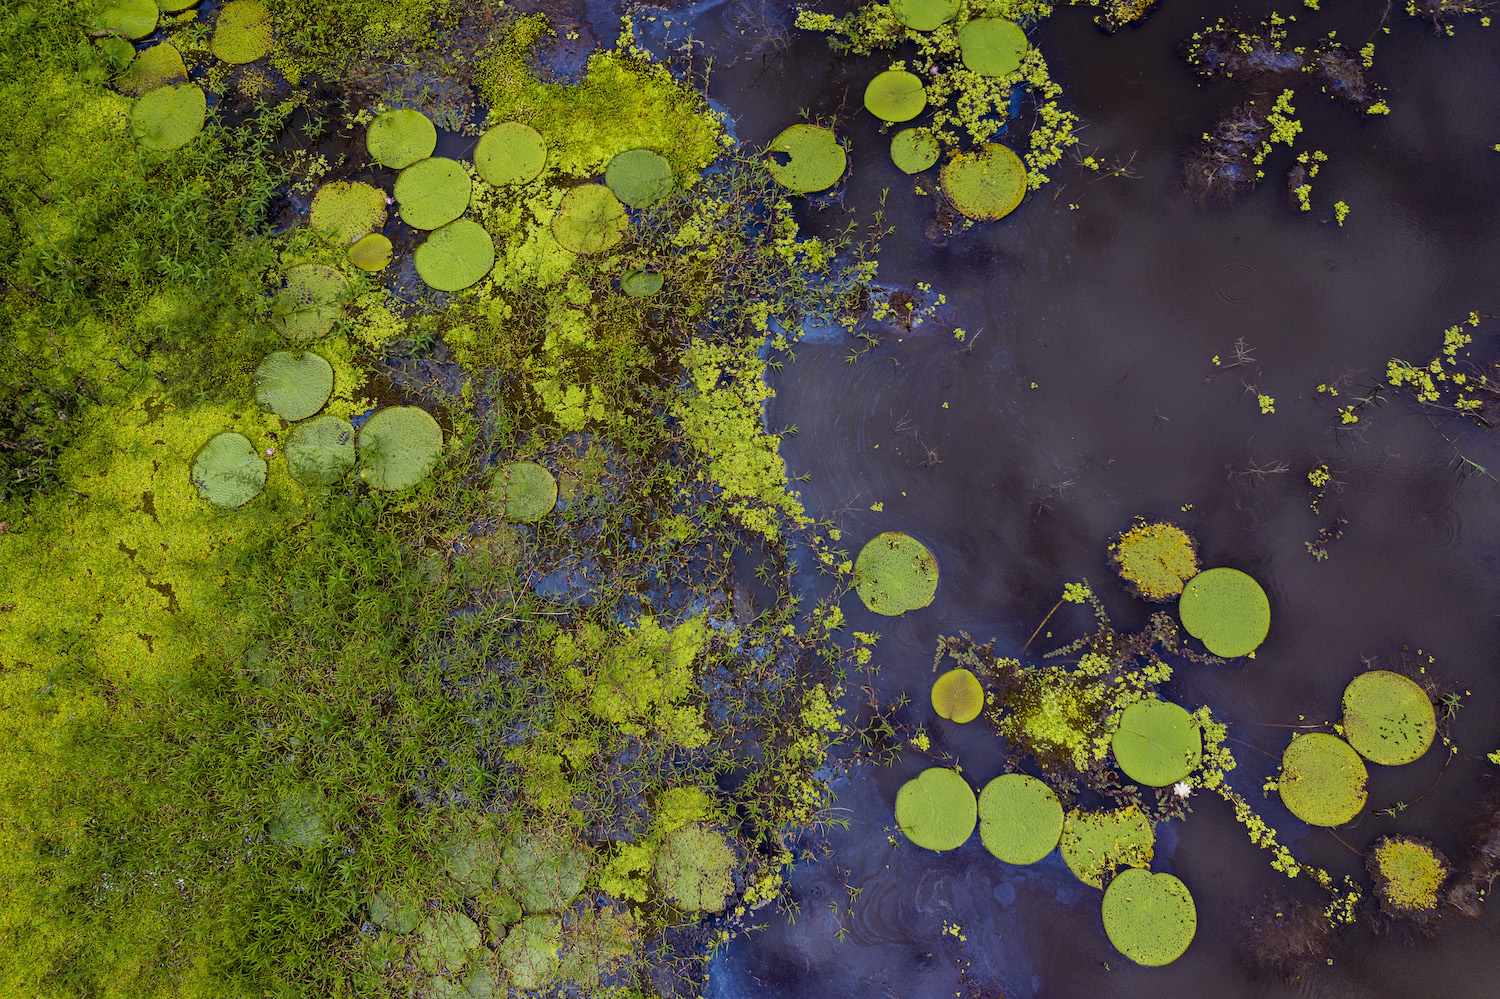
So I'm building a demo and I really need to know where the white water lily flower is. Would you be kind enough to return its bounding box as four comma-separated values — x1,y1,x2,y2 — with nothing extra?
1173,781,1193,798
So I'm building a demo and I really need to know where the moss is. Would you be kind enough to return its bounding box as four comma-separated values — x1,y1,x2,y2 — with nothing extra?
1367,836,1449,918
1109,521,1198,602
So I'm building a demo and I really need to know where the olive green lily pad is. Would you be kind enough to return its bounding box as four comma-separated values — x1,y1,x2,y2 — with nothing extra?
491,461,556,522
978,774,1063,865
348,233,393,272
551,184,627,255
191,432,266,508
1367,836,1449,918
766,124,847,194
285,416,355,487
1101,868,1197,967
621,269,663,297
864,70,927,123
118,43,186,96
475,121,547,186
131,83,206,151
1341,670,1436,766
158,0,200,12
1111,699,1201,787
891,129,940,174
357,406,443,491
254,350,333,422
440,827,503,890
894,767,976,852
1278,732,1367,827
499,835,588,912
499,915,562,991
394,157,471,230
655,824,735,912
854,531,939,616
415,910,481,973
272,263,346,341
369,889,420,934
97,35,137,74
267,786,331,848
940,143,1027,221
1178,567,1270,658
415,219,494,292
310,180,387,245
605,148,674,208
211,0,271,64
1060,806,1154,888
957,17,1029,77
931,667,984,723
96,0,158,39
1110,521,1198,602
557,906,637,990
367,109,437,169
890,0,959,30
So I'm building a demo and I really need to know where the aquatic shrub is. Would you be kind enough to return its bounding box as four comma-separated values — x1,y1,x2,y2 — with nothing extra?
853,531,939,616
285,416,355,486
891,128,939,174
1111,698,1201,787
1177,567,1270,658
550,184,626,254
894,767,977,851
889,0,958,31
118,44,186,96
931,667,984,722
604,148,674,208
499,915,563,990
414,219,495,292
475,122,548,186
1366,836,1449,919
356,406,443,491
655,823,736,912
368,889,420,934
1109,520,1198,602
366,109,437,169
253,351,333,422
1276,732,1367,827
348,233,393,272
1341,670,1436,766
310,181,387,245
765,124,847,194
272,263,347,341
211,1,273,65
940,143,1027,221
621,268,663,297
191,432,267,508
977,774,1063,865
957,18,1030,77
131,84,206,152
864,70,927,123
95,0,158,40
490,460,557,522
394,157,472,230
1060,806,1154,888
415,910,482,973
1101,868,1197,966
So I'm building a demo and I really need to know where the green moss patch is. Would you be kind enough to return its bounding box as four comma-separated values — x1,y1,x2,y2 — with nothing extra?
940,143,1027,221
357,406,443,491
1101,868,1196,967
394,157,472,231
131,84,206,152
1060,806,1154,888
766,124,846,194
348,233,393,272
191,432,266,508
285,416,355,487
957,17,1029,77
854,531,939,616
367,109,437,169
1109,521,1198,602
977,774,1062,865
310,181,387,245
253,351,333,422
272,263,347,341
891,129,940,174
621,269,663,297
1367,836,1449,919
864,70,927,123
118,43,186,96
894,767,976,852
211,0,272,64
890,0,959,31
605,149,674,208
415,219,494,292
1111,699,1201,787
491,461,556,522
475,122,547,186
1341,670,1436,766
96,0,158,40
1277,732,1367,827
551,184,626,255
1177,567,1270,658
931,667,984,723
655,824,736,912
499,915,562,991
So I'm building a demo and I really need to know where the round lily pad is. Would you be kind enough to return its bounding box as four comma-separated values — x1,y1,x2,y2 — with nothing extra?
285,416,355,487
655,824,735,912
367,109,437,169
394,157,472,231
1110,521,1198,602
491,461,557,522
1277,732,1367,827
267,786,330,848
621,269,663,297
1178,567,1270,658
191,432,267,508
1111,699,1201,787
97,35,137,74
500,836,589,913
415,219,494,292
131,84,206,151
853,531,938,616
272,263,347,341
551,184,626,255
958,17,1029,77
1101,868,1197,967
369,889,420,934
310,180,387,245
475,121,547,186
158,0,199,11
890,0,959,31
254,350,333,422
415,910,481,973
891,129,940,174
894,767,976,852
1060,806,1154,888
96,0,158,39
118,43,186,96
765,124,846,194
1366,836,1449,919
605,148,674,208
864,70,927,123
348,233,393,272
940,143,1027,221
211,0,272,64
357,406,443,491
499,915,562,991
1341,670,1436,766
977,774,1063,865
931,667,984,723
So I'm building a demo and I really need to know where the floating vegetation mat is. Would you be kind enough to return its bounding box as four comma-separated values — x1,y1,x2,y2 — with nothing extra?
1366,836,1449,919
1110,521,1198,601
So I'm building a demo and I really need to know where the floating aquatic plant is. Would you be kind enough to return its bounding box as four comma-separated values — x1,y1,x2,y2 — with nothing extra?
604,149,674,208
500,835,588,912
957,17,1029,77
894,767,976,852
491,461,557,522
930,667,984,723
367,109,437,169
118,44,186,96
1101,868,1197,966
1111,698,1201,787
654,823,736,912
1109,521,1198,602
1341,670,1436,766
891,129,940,174
310,181,387,245
415,910,481,973
551,184,626,254
357,406,443,491
765,124,846,194
253,351,333,422
1366,836,1449,919
977,773,1063,865
95,0,157,40
1177,567,1270,658
475,121,548,186
266,786,331,848
368,890,419,934
131,84,206,152
621,269,663,297
498,915,562,991
889,0,959,31
853,531,939,616
394,157,472,231
96,35,136,75
440,827,503,890
1277,732,1367,827
415,219,495,292
864,70,927,123
348,233,393,272
1060,805,1154,888
191,432,266,508
940,143,1027,221
285,416,355,487
211,0,272,64
556,906,637,990
272,263,346,341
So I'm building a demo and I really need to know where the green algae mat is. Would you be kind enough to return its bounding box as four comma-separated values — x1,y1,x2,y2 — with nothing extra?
1341,670,1436,766
1101,868,1197,966
977,774,1063,865
895,767,976,851
854,531,939,615
1178,567,1270,658
1277,732,1367,827
1111,699,1201,787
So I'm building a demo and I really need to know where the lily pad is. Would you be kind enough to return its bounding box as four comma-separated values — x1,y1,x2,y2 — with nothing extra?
853,531,939,616
367,109,437,169
499,915,562,991
440,827,503,890
286,416,355,487
621,269,663,297
1277,732,1367,827
551,184,627,255
118,43,186,96
491,461,556,522
940,143,1027,221
211,0,271,64
605,148,674,208
131,83,206,151
891,129,940,174
272,263,346,341
1367,836,1449,918
348,233,393,272
655,824,735,912
369,889,420,934
1109,521,1198,602
96,0,158,39
1060,806,1154,888
1101,868,1197,967
1341,670,1436,766
894,767,976,852
157,0,200,11
931,667,984,723
977,774,1063,865
957,17,1029,77
310,180,387,245
864,70,927,123
475,122,547,186
97,35,137,74
394,157,471,230
1111,699,1201,787
499,835,589,912
253,350,333,422
765,124,846,194
357,406,443,491
267,786,330,848
890,0,959,30
1178,567,1270,658
415,910,481,973
415,219,494,292
191,432,266,508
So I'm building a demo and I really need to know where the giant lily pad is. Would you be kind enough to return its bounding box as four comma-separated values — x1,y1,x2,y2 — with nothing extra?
348,233,393,272
864,70,927,123
96,0,158,39
1060,806,1154,888
272,263,346,341
267,786,331,848
211,0,271,64
415,910,481,973
551,184,626,255
118,43,186,96
1110,521,1198,602
131,84,206,151
369,889,420,934
1111,699,1201,787
191,432,266,508
1366,836,1449,919
1101,868,1197,966
367,109,437,169
158,0,199,11
655,824,735,912
931,667,984,723
940,143,1027,221
766,124,846,194
286,416,355,487
475,122,547,186
491,461,556,522
415,219,494,292
957,17,1029,77
978,774,1063,865
1178,567,1270,658
253,351,333,422
891,129,940,174
621,269,663,297
605,148,674,208
1341,670,1436,766
440,827,503,890
1277,732,1367,827
894,767,976,852
394,157,471,230
499,835,588,912
357,406,443,491
853,531,938,616
310,180,387,245
499,915,562,991
890,0,959,31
